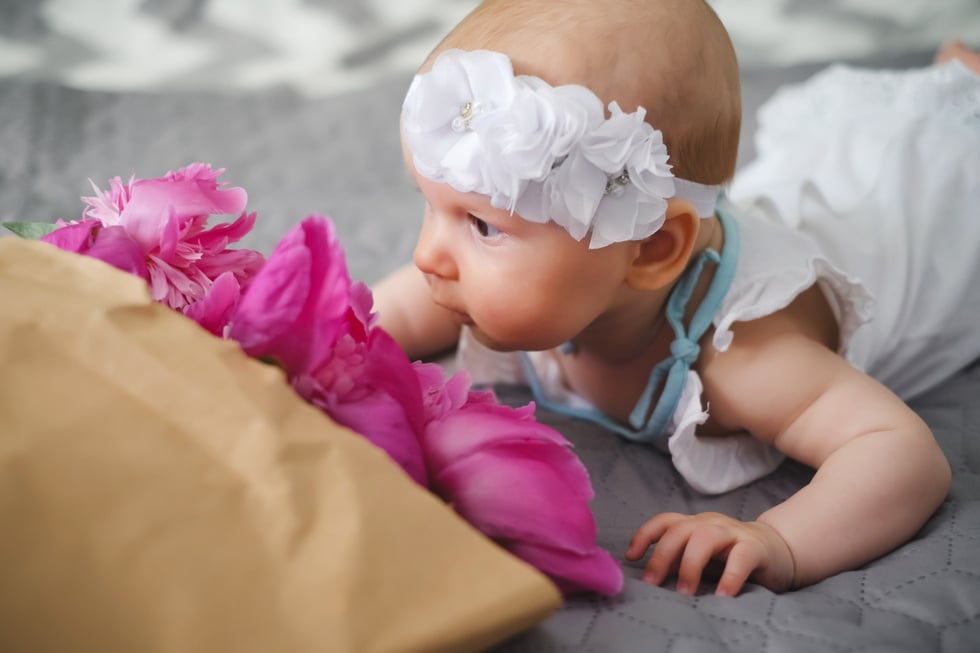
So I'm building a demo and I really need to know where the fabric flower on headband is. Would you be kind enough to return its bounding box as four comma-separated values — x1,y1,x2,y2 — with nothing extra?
402,48,719,248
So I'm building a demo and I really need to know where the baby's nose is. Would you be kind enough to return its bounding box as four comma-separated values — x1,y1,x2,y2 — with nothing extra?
413,216,459,280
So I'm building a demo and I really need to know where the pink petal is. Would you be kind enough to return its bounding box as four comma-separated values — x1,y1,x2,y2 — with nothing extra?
423,402,573,475
183,271,241,336
41,219,100,253
145,254,210,308
415,363,472,419
167,162,226,184
230,236,314,364
463,387,501,407
119,177,247,251
42,221,148,280
348,281,378,330
231,217,351,374
157,206,181,261
327,390,428,486
82,176,133,225
433,440,597,553
85,226,148,278
506,539,623,596
190,210,258,253
196,246,266,288
360,329,427,436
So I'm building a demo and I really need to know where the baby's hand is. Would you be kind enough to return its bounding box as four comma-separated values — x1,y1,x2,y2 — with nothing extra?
625,512,796,596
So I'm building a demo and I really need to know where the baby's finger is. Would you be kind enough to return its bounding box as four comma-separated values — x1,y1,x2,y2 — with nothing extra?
626,512,687,560
641,520,696,586
715,540,765,597
676,525,733,595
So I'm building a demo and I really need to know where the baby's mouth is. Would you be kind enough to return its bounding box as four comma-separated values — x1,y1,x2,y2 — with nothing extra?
429,289,474,325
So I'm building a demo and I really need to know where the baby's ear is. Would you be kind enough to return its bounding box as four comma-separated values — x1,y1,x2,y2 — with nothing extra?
626,199,700,291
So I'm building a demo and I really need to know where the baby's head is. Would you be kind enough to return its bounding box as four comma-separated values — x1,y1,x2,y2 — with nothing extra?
399,0,741,352
418,0,740,187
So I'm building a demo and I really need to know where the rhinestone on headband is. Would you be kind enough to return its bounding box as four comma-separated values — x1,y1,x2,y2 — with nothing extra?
605,171,631,198
451,101,483,133
402,48,721,248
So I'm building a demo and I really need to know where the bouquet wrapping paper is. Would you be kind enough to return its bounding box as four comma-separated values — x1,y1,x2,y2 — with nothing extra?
0,238,561,653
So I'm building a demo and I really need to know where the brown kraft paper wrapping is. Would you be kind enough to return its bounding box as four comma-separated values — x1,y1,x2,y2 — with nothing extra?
0,238,561,653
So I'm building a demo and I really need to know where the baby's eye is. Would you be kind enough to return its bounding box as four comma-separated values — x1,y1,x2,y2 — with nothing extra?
469,214,502,238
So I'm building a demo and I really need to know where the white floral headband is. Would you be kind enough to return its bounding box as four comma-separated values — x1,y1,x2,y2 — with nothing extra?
401,48,721,248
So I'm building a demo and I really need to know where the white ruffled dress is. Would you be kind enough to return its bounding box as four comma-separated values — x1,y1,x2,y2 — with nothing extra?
457,60,980,495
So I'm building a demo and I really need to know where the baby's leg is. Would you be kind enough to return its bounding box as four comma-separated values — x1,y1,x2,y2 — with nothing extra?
934,40,980,74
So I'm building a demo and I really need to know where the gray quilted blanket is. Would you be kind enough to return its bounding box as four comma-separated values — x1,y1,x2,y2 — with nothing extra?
495,360,980,651
2,1,979,650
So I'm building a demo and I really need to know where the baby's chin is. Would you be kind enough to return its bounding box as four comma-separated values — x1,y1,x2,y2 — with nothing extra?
467,325,567,354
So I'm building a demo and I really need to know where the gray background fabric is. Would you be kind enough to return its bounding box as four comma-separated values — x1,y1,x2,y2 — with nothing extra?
2,1,979,650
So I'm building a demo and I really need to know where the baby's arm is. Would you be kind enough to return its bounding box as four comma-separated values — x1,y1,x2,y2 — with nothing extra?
372,263,461,360
626,295,951,595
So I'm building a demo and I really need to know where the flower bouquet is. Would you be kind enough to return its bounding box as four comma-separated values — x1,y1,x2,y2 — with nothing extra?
0,164,622,651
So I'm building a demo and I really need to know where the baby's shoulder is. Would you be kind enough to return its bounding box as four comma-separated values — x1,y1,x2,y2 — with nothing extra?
696,283,850,436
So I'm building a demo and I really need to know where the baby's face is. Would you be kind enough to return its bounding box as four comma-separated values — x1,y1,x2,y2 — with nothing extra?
405,148,637,353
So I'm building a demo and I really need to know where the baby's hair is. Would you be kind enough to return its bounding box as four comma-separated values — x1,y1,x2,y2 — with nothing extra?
427,0,741,185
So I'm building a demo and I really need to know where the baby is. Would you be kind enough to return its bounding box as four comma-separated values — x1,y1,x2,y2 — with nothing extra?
374,0,980,596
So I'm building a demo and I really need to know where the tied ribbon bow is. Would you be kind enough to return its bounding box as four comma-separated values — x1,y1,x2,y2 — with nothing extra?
626,206,740,441
669,337,700,365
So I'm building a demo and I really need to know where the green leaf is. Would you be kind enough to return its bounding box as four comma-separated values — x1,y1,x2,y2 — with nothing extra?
2,221,59,239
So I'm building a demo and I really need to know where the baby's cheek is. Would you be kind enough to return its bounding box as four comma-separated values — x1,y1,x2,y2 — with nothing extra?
492,293,542,325
506,303,580,348
479,302,526,339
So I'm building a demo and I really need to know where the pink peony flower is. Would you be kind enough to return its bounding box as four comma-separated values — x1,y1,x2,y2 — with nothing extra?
42,163,266,335
230,215,427,486
81,163,264,306
416,363,624,596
